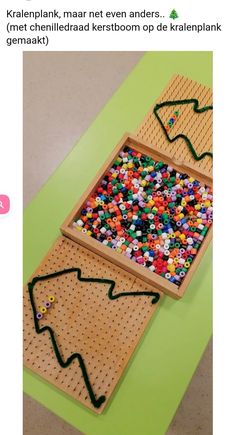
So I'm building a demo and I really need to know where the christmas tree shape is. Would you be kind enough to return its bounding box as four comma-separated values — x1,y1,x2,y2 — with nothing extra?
28,267,160,409
169,9,179,20
153,98,213,161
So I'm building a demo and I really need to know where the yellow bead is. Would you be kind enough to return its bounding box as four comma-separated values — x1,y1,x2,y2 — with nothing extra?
181,200,186,207
204,200,210,207
179,234,186,240
86,213,92,218
123,164,128,170
167,264,175,272
87,231,92,236
148,200,155,206
112,173,118,178
141,180,147,187
195,204,201,210
48,295,55,303
189,177,194,183
76,226,82,231
184,262,190,268
196,218,202,224
39,306,47,314
116,248,122,254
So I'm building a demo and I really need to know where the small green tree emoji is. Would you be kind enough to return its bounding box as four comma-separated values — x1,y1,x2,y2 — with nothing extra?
170,9,179,20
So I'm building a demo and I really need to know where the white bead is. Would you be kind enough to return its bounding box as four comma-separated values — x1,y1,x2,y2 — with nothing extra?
76,219,84,227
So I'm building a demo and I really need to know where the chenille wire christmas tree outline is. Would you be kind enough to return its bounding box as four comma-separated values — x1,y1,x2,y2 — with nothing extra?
28,267,161,409
153,98,213,161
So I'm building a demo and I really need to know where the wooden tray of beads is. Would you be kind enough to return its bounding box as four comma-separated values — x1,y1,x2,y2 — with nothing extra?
24,236,163,413
135,74,213,179
61,134,213,299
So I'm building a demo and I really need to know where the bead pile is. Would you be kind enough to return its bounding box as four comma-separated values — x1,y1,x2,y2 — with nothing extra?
73,146,213,287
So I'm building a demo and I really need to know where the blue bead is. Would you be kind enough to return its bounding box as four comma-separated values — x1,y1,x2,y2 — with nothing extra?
149,250,155,257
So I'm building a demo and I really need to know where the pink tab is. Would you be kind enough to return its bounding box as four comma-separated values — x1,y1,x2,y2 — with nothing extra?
0,195,10,214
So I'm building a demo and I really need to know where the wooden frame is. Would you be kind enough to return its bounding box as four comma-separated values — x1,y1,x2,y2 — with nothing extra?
61,133,213,299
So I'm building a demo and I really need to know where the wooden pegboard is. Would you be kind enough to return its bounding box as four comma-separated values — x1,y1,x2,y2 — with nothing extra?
24,236,163,413
136,74,213,178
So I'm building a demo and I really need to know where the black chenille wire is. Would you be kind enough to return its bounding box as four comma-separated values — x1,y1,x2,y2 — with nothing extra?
153,98,213,161
28,267,160,408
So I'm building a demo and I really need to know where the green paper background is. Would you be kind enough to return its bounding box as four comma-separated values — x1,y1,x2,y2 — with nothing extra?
24,51,212,435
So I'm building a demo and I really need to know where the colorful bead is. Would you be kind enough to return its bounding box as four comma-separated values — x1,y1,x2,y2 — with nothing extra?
73,146,213,287
48,295,55,303
165,110,180,131
39,306,47,314
36,312,43,320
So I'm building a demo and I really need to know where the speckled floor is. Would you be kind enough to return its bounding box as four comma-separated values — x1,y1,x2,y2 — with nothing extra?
23,52,212,435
